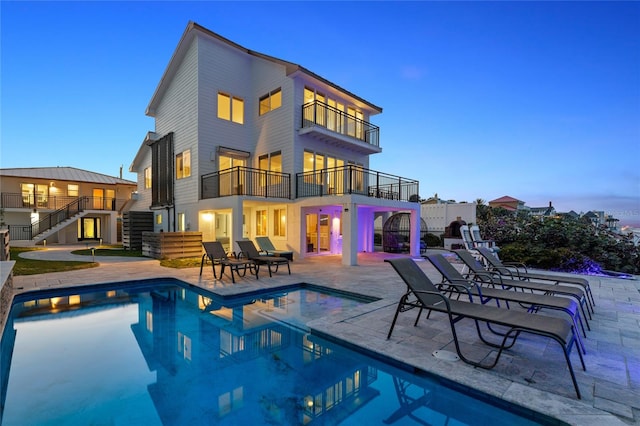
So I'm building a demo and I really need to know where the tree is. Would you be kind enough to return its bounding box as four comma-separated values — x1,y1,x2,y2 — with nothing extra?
478,215,639,274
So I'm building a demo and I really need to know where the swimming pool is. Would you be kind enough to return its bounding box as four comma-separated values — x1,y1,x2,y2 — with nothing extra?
1,279,559,425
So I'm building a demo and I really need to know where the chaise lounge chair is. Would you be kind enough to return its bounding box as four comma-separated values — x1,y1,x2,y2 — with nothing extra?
385,257,585,399
236,239,291,277
425,253,586,353
454,249,592,325
469,225,500,253
474,246,595,309
255,236,294,261
200,241,258,283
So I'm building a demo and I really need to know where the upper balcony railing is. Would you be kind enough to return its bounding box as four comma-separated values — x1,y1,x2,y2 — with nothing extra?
301,101,380,148
296,165,419,202
0,193,126,211
201,166,291,200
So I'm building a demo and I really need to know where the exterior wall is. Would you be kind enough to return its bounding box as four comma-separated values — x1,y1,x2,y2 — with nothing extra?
154,37,200,206
421,203,477,234
197,34,254,176
250,58,295,171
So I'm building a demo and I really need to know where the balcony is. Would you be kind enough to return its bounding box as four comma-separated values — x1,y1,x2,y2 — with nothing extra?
201,166,291,200
300,101,381,155
296,165,419,202
0,193,126,211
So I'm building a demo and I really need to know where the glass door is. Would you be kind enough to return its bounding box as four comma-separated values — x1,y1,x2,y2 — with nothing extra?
93,189,104,209
305,212,331,254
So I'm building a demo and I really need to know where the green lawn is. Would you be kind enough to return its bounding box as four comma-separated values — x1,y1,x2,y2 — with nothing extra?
9,246,199,275
10,247,99,276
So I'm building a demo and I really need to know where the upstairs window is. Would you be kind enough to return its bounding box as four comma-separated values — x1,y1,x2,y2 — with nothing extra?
259,88,282,115
176,149,191,180
144,167,152,189
68,184,79,197
218,92,244,124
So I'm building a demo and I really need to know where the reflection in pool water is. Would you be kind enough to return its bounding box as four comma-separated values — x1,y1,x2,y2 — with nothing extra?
1,279,554,425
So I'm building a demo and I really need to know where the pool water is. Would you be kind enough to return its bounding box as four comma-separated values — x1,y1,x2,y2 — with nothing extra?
1,279,556,425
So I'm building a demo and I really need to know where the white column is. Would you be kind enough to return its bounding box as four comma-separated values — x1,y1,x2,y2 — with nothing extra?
341,202,358,266
231,198,244,254
410,207,420,257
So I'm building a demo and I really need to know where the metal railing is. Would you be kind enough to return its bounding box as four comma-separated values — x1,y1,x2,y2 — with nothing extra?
302,101,380,148
31,196,89,238
296,165,419,202
1,193,125,211
201,166,291,200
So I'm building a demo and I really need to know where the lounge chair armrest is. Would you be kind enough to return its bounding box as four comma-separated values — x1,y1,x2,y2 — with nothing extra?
504,262,528,273
471,271,501,286
412,289,452,311
439,279,481,302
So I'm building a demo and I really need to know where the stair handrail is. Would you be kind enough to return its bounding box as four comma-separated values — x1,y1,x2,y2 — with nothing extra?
32,196,88,238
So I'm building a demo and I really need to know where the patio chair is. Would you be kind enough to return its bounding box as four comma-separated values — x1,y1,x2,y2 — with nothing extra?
236,239,291,277
425,253,586,353
255,236,294,261
454,249,592,324
474,246,595,309
199,241,259,283
469,225,500,253
459,225,477,251
385,257,585,399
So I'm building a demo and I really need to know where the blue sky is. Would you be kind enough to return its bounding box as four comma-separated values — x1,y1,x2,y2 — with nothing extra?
2,1,639,226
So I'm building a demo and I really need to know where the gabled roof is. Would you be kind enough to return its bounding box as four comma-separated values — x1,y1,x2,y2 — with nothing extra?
0,167,136,185
146,21,382,116
489,195,523,204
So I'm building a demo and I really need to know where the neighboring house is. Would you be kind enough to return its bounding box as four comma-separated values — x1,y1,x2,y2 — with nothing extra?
0,167,136,244
420,201,476,235
488,195,527,213
127,22,420,265
583,211,604,227
529,201,556,219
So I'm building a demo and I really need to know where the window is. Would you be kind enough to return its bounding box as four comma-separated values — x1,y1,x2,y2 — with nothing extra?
144,167,152,189
156,214,162,225
274,208,286,237
218,92,244,124
259,88,282,115
177,212,186,231
67,184,79,197
256,209,267,236
176,150,191,179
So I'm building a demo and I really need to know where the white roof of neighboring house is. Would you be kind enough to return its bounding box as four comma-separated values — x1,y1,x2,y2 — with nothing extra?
0,167,136,185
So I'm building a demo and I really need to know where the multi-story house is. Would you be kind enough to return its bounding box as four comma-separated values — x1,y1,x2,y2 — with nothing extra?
0,167,136,244
128,22,421,265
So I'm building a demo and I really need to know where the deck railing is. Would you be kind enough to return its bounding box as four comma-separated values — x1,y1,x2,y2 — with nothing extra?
201,166,291,200
0,193,126,211
296,165,419,202
302,100,380,148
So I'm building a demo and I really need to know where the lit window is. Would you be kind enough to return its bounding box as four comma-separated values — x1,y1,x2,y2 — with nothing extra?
144,167,152,189
256,209,267,236
176,150,191,179
67,184,79,197
274,208,286,237
156,214,162,225
259,88,282,115
177,212,186,231
218,92,244,124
